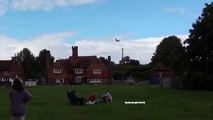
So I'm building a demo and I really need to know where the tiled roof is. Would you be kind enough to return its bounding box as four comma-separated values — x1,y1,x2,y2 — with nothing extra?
0,60,23,71
75,56,97,67
51,56,101,72
53,56,97,72
0,60,13,71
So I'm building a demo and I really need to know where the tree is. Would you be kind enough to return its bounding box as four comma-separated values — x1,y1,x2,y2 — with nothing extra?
15,48,36,79
151,36,185,76
119,56,140,66
35,49,54,78
184,2,213,90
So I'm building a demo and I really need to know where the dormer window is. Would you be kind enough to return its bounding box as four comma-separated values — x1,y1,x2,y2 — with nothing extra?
74,68,83,74
53,69,62,74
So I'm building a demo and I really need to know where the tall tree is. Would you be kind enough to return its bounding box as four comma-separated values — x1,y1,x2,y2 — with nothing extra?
15,48,36,79
35,49,54,78
184,2,213,90
151,36,185,76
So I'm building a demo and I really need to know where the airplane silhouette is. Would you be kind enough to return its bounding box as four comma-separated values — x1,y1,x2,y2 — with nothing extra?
115,38,120,42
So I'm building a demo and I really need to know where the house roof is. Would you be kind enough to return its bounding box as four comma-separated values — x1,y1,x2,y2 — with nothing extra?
0,60,16,71
51,56,107,73
74,56,97,67
0,60,12,71
0,60,23,71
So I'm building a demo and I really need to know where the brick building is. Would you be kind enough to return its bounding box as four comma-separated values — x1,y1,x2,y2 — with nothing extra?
47,46,111,85
0,57,24,86
151,63,174,87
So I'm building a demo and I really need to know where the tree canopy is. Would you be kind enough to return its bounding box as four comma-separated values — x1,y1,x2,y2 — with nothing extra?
184,2,213,90
119,56,140,66
15,48,54,80
151,35,185,76
36,49,55,78
15,48,36,79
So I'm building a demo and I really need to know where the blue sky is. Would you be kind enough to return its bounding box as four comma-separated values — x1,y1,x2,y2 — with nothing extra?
0,0,212,64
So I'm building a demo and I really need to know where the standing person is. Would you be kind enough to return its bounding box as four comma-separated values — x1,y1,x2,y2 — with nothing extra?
102,90,112,103
10,78,32,120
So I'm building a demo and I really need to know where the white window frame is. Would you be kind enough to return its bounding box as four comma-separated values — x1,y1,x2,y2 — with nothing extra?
74,68,83,74
56,78,64,83
93,69,101,74
2,77,9,82
75,76,82,82
3,71,10,75
53,69,62,74
89,78,102,83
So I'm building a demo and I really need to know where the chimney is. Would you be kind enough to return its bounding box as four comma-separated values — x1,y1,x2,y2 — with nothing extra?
108,56,111,64
72,46,78,58
12,56,18,61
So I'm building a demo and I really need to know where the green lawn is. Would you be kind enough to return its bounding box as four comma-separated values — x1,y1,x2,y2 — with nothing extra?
0,85,213,120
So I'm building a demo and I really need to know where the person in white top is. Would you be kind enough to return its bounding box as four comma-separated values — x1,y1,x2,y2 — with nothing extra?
102,90,112,103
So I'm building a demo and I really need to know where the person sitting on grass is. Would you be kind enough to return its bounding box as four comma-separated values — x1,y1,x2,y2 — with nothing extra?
102,90,112,103
86,92,97,105
67,90,85,105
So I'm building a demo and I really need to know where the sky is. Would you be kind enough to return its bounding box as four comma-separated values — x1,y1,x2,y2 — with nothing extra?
0,0,212,64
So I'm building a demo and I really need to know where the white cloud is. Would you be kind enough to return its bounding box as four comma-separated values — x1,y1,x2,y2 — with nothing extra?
164,7,187,15
0,33,188,64
11,0,103,11
0,32,76,60
0,0,104,16
0,0,8,16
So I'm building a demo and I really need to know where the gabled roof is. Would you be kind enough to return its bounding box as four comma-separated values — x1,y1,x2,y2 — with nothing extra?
0,60,12,71
75,56,97,67
0,60,23,72
50,56,107,73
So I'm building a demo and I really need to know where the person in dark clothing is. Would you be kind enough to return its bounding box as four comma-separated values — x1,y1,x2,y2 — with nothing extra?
10,78,32,120
67,90,85,105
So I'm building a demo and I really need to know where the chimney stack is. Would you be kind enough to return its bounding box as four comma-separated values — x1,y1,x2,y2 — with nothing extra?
108,56,111,63
72,46,78,58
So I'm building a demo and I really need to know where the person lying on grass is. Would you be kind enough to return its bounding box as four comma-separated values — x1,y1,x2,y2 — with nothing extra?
67,90,85,105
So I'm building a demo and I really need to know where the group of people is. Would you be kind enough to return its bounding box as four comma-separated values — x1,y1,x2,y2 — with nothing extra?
66,89,112,105
9,78,113,120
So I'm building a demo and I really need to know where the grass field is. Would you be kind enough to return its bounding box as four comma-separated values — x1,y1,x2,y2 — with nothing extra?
0,85,213,120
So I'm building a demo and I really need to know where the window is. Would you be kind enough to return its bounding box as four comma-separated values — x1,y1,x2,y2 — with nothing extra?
75,76,82,82
2,77,9,82
53,69,62,74
74,68,83,74
3,71,10,75
93,69,101,74
89,78,102,83
56,78,64,83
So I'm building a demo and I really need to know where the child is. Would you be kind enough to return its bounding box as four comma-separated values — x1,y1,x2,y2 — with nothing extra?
10,78,32,120
102,90,112,103
87,92,97,104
